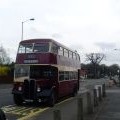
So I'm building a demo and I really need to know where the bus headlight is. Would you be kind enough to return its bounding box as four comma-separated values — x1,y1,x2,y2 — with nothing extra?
18,86,22,91
37,87,41,92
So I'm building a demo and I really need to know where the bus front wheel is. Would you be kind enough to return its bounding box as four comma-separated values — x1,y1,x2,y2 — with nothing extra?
13,94,23,105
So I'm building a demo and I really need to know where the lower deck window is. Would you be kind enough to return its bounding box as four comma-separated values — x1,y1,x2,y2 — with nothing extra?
59,71,64,81
59,71,77,81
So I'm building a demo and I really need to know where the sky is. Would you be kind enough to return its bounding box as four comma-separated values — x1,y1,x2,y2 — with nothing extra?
1,0,120,65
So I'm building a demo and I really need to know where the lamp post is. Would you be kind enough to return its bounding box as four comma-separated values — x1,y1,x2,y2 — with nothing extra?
117,69,120,86
21,18,35,41
114,49,120,86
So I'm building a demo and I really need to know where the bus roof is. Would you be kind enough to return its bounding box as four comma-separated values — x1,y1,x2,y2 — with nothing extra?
20,38,79,55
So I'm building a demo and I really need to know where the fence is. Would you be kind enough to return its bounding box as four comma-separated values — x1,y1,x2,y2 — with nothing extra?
53,83,106,120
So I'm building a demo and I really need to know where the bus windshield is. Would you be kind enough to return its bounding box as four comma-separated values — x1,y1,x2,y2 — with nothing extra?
15,65,29,78
30,65,57,80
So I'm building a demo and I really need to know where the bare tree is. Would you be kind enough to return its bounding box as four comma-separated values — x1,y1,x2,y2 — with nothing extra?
0,46,10,65
86,53,105,64
86,53,105,78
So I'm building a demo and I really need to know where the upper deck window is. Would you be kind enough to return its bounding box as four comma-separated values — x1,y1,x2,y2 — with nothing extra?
18,43,49,53
33,43,49,53
69,51,73,58
51,43,58,54
18,44,33,53
73,53,77,60
26,44,33,53
64,49,68,57
77,54,80,61
58,47,63,56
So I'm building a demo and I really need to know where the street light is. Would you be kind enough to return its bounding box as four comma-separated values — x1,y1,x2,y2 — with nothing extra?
114,49,120,86
117,69,120,86
21,18,35,41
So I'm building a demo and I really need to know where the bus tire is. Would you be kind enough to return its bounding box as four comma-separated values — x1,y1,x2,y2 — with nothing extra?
49,92,56,107
13,94,23,105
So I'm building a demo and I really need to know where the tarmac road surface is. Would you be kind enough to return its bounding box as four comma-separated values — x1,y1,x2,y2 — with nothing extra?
0,78,108,120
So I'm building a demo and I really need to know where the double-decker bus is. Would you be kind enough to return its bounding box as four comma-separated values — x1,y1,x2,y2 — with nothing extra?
12,39,81,106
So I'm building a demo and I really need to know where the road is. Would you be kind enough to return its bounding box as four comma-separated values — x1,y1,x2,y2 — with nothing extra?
0,78,108,120
0,84,13,107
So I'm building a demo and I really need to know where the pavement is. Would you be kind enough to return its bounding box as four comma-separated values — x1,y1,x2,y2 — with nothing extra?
0,84,12,89
87,85,120,120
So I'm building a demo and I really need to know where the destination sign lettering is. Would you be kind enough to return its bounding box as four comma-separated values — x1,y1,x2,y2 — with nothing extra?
27,54,36,59
24,60,38,64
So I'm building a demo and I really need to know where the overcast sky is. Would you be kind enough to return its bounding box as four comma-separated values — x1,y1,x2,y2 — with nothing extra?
1,0,120,65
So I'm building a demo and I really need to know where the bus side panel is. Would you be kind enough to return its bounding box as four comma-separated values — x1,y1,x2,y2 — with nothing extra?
58,80,78,98
68,80,78,93
58,81,68,97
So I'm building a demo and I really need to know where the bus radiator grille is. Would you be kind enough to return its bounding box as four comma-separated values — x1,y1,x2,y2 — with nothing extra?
23,79,36,100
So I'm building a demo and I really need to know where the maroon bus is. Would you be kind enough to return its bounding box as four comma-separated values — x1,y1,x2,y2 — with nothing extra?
12,39,81,106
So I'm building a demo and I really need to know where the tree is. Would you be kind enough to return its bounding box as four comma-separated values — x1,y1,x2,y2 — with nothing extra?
86,53,105,78
0,66,10,76
86,53,105,64
0,46,10,65
109,64,119,76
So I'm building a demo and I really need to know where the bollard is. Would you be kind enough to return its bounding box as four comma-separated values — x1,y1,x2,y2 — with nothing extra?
0,109,6,120
77,97,84,120
87,92,94,114
53,110,61,120
93,89,98,107
102,84,106,97
98,86,102,101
